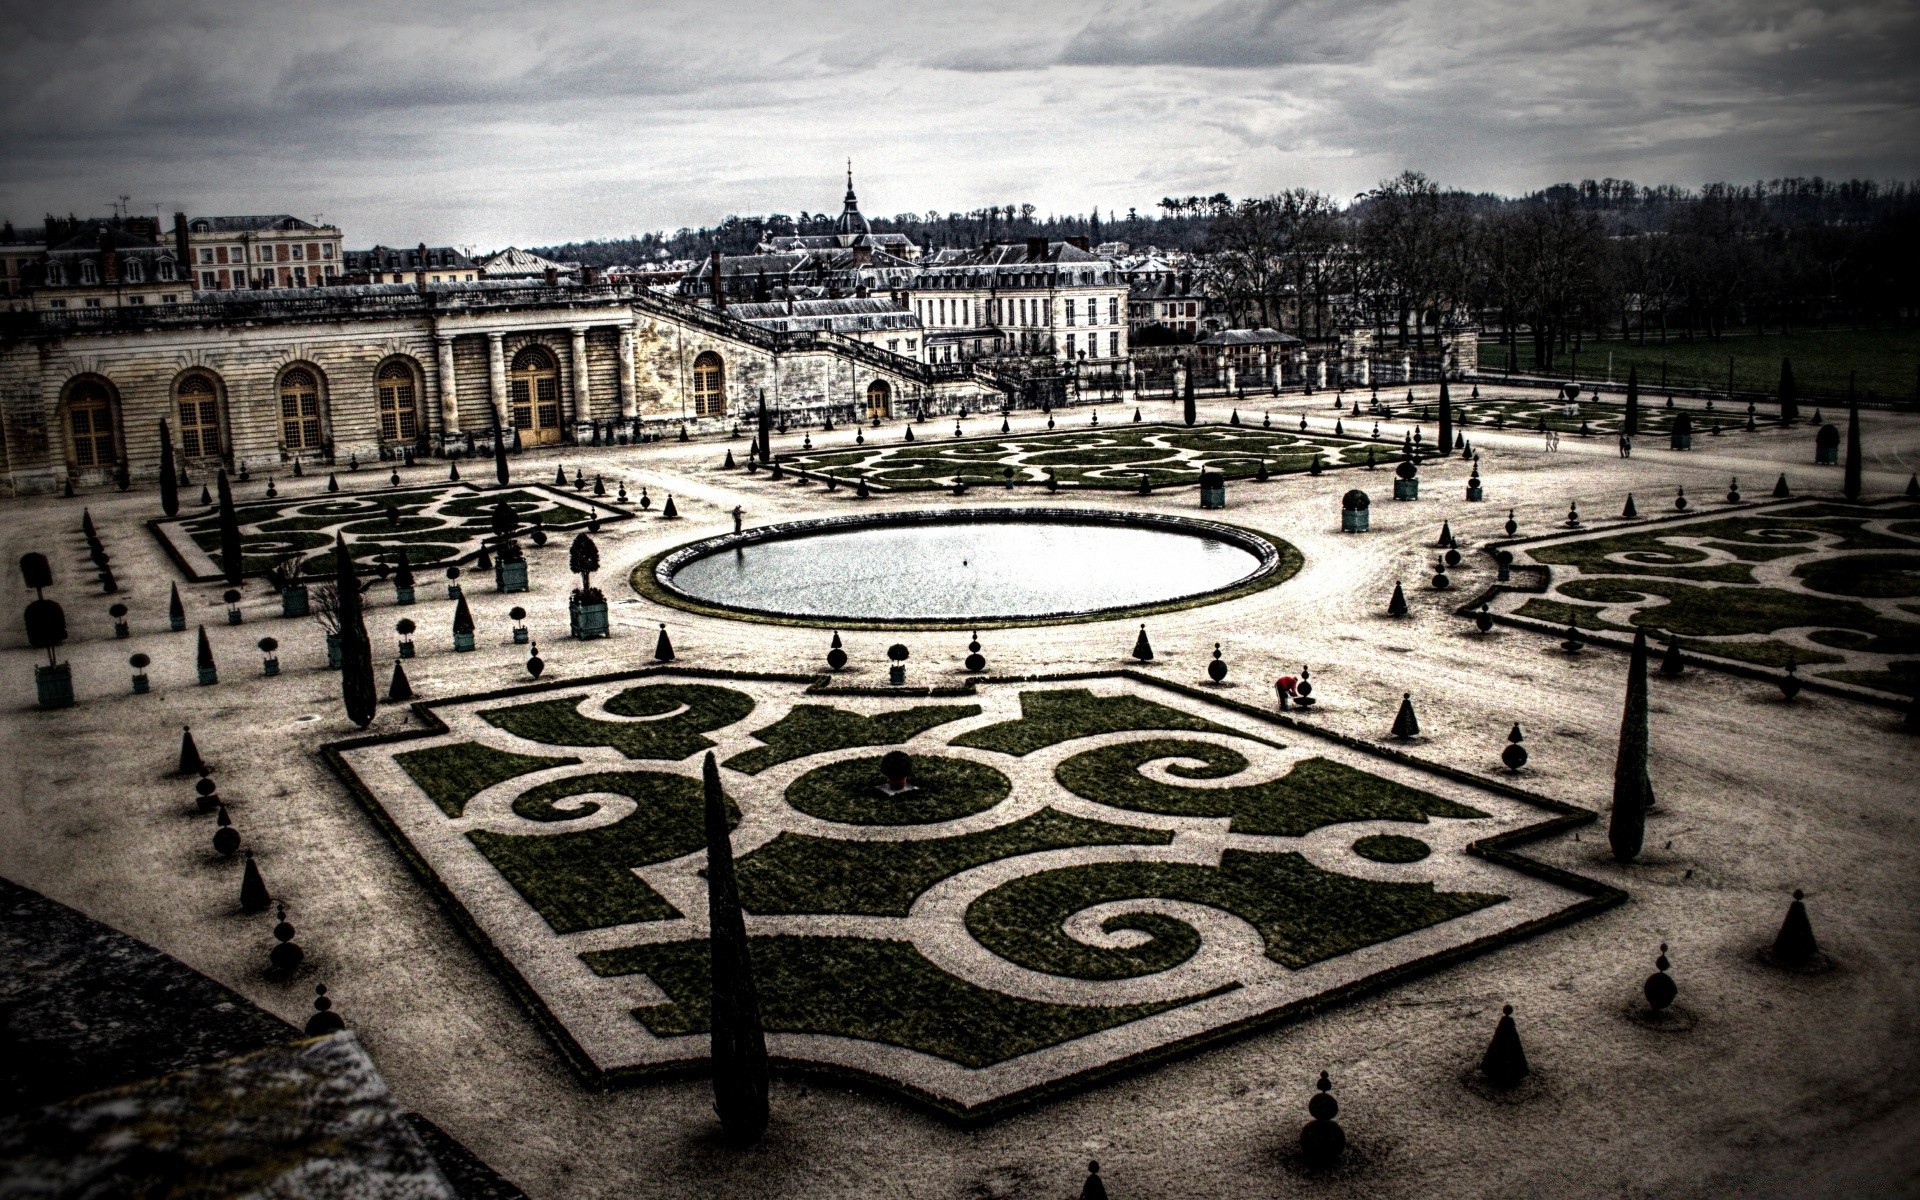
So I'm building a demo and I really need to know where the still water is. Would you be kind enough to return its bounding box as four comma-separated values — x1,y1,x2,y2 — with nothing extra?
666,520,1263,620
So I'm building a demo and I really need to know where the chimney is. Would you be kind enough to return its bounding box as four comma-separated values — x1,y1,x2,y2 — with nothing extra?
1026,237,1048,262
851,244,872,267
1066,235,1090,252
544,266,559,287
101,249,118,283
710,248,725,311
173,211,190,265
415,269,428,294
979,239,997,252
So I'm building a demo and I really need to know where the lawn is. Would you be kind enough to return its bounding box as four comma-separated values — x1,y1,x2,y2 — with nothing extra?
1478,327,1920,400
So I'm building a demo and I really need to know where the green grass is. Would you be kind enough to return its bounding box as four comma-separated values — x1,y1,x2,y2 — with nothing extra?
784,754,1011,825
467,771,734,933
1792,553,1920,599
734,808,1169,917
583,935,1199,1068
1480,327,1920,399
723,703,981,774
1513,598,1845,668
964,852,1503,980
394,741,583,817
1825,662,1920,696
1054,740,1486,837
951,688,1244,756
1353,835,1432,864
1557,578,1920,652
480,683,755,761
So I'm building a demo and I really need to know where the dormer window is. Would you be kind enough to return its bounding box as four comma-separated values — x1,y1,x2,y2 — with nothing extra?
190,220,210,233
79,261,98,285
125,260,144,282
157,259,175,281
45,263,65,285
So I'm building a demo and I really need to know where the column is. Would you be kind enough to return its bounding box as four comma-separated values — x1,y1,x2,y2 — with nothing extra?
569,326,590,424
436,335,460,434
618,324,637,419
486,332,507,427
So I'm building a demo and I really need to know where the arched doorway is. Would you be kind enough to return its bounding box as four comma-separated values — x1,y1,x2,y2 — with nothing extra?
64,378,120,475
691,351,726,417
174,372,224,460
278,366,326,453
509,345,563,445
865,379,892,420
376,359,421,445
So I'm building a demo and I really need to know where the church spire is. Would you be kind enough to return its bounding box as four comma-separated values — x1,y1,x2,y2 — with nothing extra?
844,159,856,205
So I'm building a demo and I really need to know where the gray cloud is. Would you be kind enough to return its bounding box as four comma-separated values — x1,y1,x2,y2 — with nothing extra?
1,0,1914,247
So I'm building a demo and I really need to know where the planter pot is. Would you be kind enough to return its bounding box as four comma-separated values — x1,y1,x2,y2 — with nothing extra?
169,612,187,632
495,559,528,593
447,583,463,600
1393,478,1419,501
197,666,218,686
569,597,610,640
1815,446,1838,465
454,631,476,652
394,586,416,606
325,632,342,670
114,621,130,639
35,662,75,710
1466,483,1483,502
513,627,529,645
281,585,311,618
1341,509,1369,533
131,673,150,694
263,658,280,676
888,664,907,686
1199,481,1226,509
398,641,416,659
1671,433,1692,451
227,609,243,626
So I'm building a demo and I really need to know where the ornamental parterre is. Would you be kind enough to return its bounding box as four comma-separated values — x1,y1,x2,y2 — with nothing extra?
329,670,1614,1118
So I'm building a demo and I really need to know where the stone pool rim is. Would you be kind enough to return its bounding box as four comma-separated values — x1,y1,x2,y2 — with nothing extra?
634,507,1302,630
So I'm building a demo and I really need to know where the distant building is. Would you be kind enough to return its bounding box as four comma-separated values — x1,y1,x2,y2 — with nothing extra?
759,168,921,261
28,217,188,311
478,247,577,280
730,296,923,361
1125,256,1206,338
342,245,480,285
1,221,47,302
680,246,916,306
907,237,1128,365
176,213,343,291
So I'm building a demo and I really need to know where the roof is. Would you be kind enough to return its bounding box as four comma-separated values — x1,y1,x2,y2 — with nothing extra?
344,245,478,271
729,296,907,319
1199,327,1302,346
910,241,1119,288
478,247,573,275
47,221,166,255
186,215,329,234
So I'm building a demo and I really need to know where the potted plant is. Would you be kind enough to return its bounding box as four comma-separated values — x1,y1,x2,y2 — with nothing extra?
224,588,244,625
392,548,416,606
396,618,417,658
259,636,280,676
110,602,130,639
509,605,529,645
311,583,343,669
129,652,151,694
21,553,72,709
493,502,528,593
446,565,462,600
567,534,608,639
452,596,476,651
269,553,310,617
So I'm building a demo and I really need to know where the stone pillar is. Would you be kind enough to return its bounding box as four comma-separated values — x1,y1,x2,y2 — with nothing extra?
1358,357,1371,387
486,332,508,427
569,326,590,424
436,335,460,434
618,324,637,419
1316,359,1328,389
1400,353,1412,382
1225,364,1237,393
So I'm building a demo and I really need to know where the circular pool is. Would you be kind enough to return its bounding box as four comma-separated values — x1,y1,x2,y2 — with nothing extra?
645,509,1292,627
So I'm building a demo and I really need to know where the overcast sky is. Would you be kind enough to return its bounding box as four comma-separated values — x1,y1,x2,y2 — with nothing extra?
3,0,1915,248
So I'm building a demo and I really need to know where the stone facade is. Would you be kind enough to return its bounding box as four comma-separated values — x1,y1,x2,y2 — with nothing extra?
0,282,989,495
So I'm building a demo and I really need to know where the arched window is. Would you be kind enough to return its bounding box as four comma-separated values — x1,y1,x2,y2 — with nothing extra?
66,380,118,468
691,351,725,417
175,373,222,458
865,379,892,420
279,367,324,450
376,360,419,442
509,345,562,443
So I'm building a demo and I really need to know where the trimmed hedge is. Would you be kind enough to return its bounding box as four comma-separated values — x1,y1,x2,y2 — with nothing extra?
952,688,1242,756
395,741,583,817
481,683,755,760
724,703,981,774
784,754,1010,825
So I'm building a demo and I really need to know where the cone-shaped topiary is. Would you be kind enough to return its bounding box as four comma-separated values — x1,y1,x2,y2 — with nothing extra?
1843,388,1863,501
1387,581,1409,618
1079,1160,1108,1200
1623,364,1641,436
1777,357,1798,424
1480,1004,1529,1087
662,494,679,518
1131,624,1153,662
655,623,675,663
723,448,735,469
388,660,414,701
158,420,180,517
1622,493,1638,518
452,594,474,637
216,470,243,586
196,624,216,672
334,535,377,729
1770,889,1818,966
1609,629,1654,861
239,850,271,913
703,752,769,1142
326,473,339,493
177,725,204,775
1773,473,1791,498
1391,692,1419,738
1660,634,1685,677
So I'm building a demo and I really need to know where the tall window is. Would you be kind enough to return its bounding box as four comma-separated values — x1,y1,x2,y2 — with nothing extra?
280,368,323,449
377,361,418,442
175,374,221,458
509,345,561,431
67,381,117,468
1066,299,1076,326
691,351,726,417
